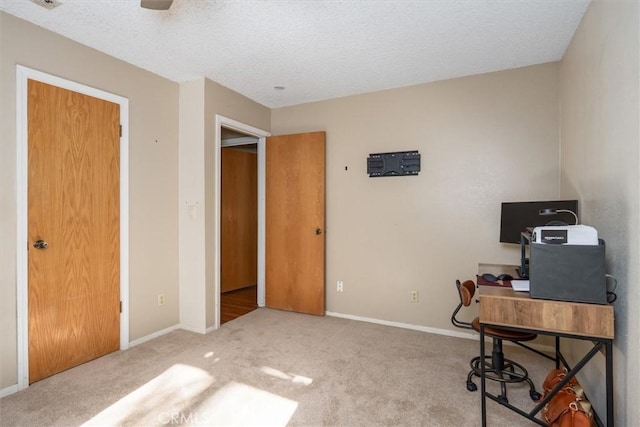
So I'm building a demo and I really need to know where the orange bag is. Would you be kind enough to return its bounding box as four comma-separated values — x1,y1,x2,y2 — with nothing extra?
541,369,594,427
542,368,579,394
543,388,594,427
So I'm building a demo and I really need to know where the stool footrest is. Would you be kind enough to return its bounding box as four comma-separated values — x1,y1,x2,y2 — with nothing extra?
466,355,539,402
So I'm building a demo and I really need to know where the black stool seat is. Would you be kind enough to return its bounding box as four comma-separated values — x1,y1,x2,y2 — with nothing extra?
471,318,537,341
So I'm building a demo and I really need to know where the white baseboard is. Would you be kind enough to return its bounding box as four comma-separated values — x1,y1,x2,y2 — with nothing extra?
129,324,181,347
325,311,554,354
1,384,19,398
325,311,478,340
178,324,209,335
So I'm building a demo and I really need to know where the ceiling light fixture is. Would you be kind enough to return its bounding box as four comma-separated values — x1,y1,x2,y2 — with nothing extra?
29,0,62,10
141,0,174,10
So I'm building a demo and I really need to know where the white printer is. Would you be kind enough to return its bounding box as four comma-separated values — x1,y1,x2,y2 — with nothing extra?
531,224,598,246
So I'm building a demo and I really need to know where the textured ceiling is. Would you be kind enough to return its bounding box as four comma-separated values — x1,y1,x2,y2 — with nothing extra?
1,0,590,108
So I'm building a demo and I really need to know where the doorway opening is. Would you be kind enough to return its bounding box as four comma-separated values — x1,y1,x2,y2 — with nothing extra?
220,128,258,324
214,116,269,328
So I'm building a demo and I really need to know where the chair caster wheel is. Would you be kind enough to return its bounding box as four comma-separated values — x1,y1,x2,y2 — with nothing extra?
466,381,478,392
530,390,542,401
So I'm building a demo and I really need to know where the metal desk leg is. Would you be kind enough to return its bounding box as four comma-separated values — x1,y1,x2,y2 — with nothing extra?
606,340,614,426
555,336,561,369
480,323,487,427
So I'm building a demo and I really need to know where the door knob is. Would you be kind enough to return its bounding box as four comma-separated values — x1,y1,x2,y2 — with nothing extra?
33,240,48,250
315,228,322,235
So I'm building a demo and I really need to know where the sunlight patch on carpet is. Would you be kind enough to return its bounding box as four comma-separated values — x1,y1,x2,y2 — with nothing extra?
192,381,298,426
260,366,313,385
203,351,220,362
81,364,214,426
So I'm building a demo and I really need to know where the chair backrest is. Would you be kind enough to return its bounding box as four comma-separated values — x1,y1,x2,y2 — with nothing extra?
451,279,477,330
458,279,476,306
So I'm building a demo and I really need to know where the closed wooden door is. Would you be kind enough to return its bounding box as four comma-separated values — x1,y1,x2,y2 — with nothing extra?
221,147,258,292
266,131,325,315
27,79,120,383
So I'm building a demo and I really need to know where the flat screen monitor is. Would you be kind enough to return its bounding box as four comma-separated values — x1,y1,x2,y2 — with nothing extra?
499,200,579,244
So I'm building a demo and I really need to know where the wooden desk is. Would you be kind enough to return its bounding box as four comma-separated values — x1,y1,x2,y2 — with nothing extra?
479,286,614,339
478,286,614,426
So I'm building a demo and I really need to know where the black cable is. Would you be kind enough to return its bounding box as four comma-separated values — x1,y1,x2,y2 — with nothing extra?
605,274,618,303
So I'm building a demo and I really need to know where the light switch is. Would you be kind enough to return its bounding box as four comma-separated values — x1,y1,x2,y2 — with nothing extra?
188,204,197,220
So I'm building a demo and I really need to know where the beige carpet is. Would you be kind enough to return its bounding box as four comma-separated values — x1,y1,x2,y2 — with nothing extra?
0,308,554,426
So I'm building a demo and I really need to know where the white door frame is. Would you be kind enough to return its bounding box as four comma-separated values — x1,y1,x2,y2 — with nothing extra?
214,115,269,328
15,65,130,390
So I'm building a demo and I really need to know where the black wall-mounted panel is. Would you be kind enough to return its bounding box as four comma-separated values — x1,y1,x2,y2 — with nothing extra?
367,150,420,177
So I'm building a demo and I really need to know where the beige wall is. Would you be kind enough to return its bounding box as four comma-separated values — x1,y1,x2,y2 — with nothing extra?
178,79,207,332
204,79,271,328
0,12,180,389
559,0,639,424
178,77,270,332
271,63,561,331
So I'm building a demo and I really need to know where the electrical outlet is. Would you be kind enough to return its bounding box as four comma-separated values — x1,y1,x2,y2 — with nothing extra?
410,290,419,303
158,293,166,306
337,281,344,292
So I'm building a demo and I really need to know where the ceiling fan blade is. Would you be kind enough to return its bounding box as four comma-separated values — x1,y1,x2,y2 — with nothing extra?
140,0,174,10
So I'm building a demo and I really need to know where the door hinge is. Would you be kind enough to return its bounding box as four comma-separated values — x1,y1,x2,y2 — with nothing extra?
119,125,122,137
120,301,122,313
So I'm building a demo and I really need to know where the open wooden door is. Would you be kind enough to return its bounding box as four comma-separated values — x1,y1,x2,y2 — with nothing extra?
265,131,325,315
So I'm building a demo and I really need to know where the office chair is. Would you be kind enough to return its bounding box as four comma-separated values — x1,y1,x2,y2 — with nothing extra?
451,279,541,403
